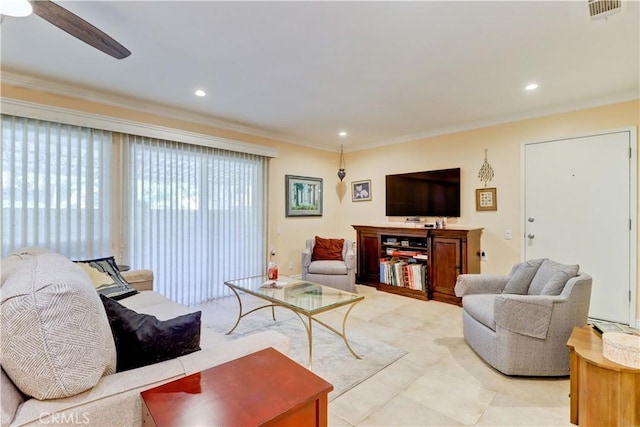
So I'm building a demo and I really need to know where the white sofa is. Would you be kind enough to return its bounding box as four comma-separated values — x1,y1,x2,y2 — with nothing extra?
1,249,290,427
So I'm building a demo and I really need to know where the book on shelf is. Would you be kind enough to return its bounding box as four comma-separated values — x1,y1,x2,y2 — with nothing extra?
387,249,422,257
379,258,426,291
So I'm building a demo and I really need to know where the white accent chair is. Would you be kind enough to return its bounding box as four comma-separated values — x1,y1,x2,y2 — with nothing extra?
301,239,356,293
455,258,592,376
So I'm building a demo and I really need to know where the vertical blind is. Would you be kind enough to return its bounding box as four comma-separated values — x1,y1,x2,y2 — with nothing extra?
123,134,267,305
1,114,112,258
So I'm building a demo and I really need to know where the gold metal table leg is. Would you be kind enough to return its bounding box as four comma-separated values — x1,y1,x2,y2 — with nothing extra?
311,300,362,360
307,315,313,367
226,286,279,335
226,286,243,335
288,311,313,367
226,284,362,367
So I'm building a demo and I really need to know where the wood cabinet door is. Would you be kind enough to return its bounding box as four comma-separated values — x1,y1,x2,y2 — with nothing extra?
358,231,381,285
431,237,461,297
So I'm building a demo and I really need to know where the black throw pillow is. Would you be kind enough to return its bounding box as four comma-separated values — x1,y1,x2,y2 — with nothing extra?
100,295,202,372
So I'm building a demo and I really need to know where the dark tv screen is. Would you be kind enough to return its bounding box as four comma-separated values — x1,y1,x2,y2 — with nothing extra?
385,168,461,217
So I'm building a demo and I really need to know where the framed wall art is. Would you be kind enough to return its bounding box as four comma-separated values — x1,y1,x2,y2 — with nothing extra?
476,187,497,211
351,179,371,202
285,175,323,217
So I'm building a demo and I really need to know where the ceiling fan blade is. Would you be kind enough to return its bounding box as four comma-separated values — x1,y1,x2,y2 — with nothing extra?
32,0,131,59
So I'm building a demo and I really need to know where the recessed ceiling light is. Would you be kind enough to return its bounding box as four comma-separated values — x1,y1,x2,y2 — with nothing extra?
525,83,539,91
194,90,206,97
339,131,348,137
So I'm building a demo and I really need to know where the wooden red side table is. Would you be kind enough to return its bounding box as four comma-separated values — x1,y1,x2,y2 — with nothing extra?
141,347,333,426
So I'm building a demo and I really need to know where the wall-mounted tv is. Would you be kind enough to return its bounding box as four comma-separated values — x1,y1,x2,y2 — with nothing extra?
385,168,461,217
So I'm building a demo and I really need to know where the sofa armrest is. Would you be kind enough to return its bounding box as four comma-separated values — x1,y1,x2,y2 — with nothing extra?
494,294,557,339
12,358,185,426
455,274,508,297
121,269,153,291
302,239,314,269
301,249,312,268
344,243,355,270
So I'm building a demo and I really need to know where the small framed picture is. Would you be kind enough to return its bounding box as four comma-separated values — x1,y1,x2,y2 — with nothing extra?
476,188,497,211
285,175,323,217
352,180,372,202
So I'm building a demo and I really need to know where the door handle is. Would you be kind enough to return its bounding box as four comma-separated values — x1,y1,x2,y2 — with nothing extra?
527,233,535,239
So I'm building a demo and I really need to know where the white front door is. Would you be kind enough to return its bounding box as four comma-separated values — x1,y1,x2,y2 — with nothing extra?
523,129,636,324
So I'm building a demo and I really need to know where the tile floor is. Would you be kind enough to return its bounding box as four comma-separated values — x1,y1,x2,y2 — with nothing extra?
203,283,573,426
320,285,573,426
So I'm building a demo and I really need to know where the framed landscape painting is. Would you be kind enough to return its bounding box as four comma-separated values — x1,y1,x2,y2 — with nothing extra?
285,175,323,217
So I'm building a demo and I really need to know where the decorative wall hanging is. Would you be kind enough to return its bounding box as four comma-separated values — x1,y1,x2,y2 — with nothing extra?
285,175,323,217
477,149,495,187
351,180,371,202
337,144,346,181
476,149,497,211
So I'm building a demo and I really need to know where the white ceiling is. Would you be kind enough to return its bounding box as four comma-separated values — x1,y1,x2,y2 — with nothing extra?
1,1,638,152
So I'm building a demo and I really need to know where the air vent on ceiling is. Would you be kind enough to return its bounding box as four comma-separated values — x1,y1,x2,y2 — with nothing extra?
588,0,624,20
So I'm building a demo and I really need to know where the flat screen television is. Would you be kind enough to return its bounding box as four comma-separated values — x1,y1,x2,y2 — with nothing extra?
385,168,461,217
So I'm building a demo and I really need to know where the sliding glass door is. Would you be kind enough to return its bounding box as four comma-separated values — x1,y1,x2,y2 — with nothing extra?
123,135,267,305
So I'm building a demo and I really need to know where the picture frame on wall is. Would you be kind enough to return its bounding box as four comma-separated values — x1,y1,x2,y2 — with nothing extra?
476,187,497,211
285,175,323,217
352,179,372,202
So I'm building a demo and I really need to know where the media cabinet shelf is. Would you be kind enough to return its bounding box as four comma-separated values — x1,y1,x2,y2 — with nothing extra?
377,283,430,300
382,243,429,251
352,224,483,305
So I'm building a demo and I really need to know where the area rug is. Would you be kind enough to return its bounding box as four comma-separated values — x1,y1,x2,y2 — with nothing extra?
206,308,407,400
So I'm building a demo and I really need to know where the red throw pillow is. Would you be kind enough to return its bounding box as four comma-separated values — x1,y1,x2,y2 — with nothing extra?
311,236,345,261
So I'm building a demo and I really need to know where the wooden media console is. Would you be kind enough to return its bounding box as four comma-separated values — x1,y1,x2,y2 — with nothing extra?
353,224,482,305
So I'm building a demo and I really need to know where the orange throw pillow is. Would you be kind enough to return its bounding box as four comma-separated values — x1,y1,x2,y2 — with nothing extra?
311,236,345,261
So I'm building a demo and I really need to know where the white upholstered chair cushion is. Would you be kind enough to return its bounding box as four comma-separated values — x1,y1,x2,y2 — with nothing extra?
308,260,348,275
461,294,497,331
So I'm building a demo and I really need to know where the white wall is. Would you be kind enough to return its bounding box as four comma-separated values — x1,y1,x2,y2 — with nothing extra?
3,83,639,321
336,100,640,323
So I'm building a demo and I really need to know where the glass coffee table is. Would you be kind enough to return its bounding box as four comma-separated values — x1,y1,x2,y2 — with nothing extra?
224,275,364,367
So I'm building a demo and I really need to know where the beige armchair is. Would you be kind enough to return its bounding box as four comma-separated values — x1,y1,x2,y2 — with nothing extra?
301,237,356,293
455,258,592,376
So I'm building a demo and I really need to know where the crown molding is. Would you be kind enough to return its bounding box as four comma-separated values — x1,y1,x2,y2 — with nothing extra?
0,70,304,148
0,98,279,158
3,70,637,155
348,90,639,153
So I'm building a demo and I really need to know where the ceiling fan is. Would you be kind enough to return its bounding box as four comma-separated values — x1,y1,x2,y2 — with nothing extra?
1,0,131,59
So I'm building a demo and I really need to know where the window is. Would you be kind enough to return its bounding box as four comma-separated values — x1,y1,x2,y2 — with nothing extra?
1,115,112,258
1,112,269,305
123,135,267,305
